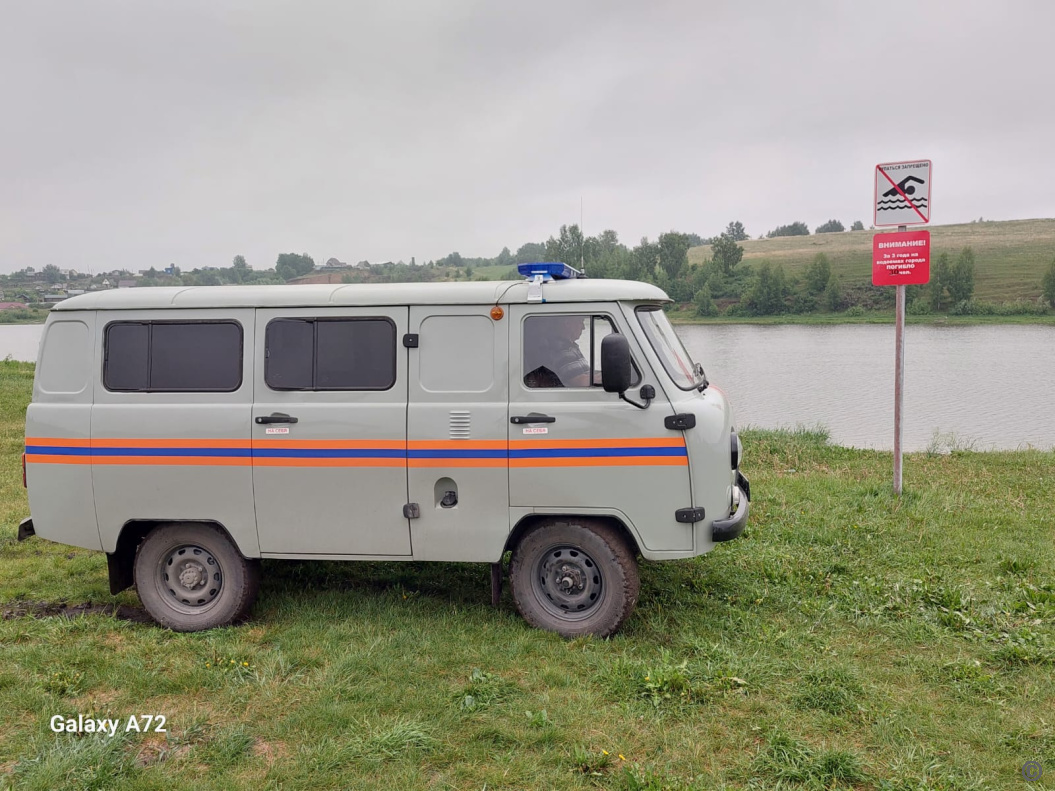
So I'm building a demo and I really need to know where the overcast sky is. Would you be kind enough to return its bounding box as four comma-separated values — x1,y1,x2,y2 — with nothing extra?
2,1,1053,274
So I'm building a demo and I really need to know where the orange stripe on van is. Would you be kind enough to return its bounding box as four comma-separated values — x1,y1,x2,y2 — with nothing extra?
507,437,686,450
251,457,407,468
24,455,94,465
251,439,407,450
90,438,254,449
90,456,253,467
408,458,508,468
407,440,508,450
509,457,688,468
25,437,92,447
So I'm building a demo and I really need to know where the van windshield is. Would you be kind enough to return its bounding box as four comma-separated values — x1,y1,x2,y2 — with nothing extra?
636,306,702,390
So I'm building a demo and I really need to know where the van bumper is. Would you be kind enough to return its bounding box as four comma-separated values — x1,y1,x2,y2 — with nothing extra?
18,517,35,541
711,474,750,543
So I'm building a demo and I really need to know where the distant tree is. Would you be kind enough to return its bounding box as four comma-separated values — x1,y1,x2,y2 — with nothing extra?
947,247,975,303
657,232,691,280
198,270,221,287
693,283,718,316
850,220,865,231
495,247,513,267
513,241,547,264
684,233,706,247
275,252,315,281
545,224,585,266
437,251,464,268
710,234,744,276
823,273,842,311
803,253,831,294
767,222,810,238
629,237,659,281
815,219,845,234
929,252,952,310
465,265,473,279
724,221,749,242
742,262,788,315
1042,257,1055,308
42,264,62,284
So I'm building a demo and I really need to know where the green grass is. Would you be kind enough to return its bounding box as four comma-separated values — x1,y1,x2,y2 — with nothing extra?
688,217,1055,304
2,361,1054,789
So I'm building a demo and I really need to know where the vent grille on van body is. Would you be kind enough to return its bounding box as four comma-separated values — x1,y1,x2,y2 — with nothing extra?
449,411,471,439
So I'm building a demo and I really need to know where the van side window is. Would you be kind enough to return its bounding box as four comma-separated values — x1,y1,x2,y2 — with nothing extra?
524,315,638,389
265,318,396,391
103,321,243,392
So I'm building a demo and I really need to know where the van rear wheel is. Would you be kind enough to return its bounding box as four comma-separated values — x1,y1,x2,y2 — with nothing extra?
510,519,639,638
134,523,260,632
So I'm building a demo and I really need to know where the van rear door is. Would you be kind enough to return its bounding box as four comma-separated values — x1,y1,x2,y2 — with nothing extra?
252,307,411,557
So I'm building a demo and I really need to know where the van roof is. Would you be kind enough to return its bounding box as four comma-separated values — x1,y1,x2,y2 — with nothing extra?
53,279,671,311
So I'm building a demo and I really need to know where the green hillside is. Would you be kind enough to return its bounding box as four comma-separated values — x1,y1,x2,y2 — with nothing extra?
688,218,1055,303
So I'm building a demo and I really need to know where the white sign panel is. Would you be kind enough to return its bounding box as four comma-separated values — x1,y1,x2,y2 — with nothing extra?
874,159,931,227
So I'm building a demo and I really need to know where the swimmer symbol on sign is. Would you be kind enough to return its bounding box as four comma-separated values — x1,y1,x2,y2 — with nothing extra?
878,176,928,211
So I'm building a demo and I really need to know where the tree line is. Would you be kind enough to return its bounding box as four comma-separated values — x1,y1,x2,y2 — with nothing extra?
4,223,1054,316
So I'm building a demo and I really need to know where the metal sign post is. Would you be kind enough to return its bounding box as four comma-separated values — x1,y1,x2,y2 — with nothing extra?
874,160,932,495
893,230,906,495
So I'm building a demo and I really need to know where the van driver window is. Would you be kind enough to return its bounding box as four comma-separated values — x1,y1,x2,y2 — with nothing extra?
524,315,621,389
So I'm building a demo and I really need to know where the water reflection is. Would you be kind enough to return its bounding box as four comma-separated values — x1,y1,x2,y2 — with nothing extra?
678,324,1055,451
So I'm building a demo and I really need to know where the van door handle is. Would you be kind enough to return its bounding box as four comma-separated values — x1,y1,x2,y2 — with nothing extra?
255,413,299,425
510,414,556,425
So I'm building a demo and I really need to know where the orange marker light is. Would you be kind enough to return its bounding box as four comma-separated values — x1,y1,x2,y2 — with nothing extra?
490,306,504,320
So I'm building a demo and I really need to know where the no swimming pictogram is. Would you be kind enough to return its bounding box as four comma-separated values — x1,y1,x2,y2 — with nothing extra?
874,160,931,226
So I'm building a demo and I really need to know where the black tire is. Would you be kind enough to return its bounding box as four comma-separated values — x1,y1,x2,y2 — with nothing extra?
133,523,260,632
510,519,639,638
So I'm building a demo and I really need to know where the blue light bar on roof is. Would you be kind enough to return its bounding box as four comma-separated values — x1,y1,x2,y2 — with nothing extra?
517,262,583,281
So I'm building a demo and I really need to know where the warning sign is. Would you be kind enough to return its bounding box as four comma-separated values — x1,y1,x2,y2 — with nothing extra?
873,230,930,286
874,160,931,227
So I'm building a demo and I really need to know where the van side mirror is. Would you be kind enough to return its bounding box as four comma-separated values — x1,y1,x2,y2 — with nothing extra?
600,334,632,393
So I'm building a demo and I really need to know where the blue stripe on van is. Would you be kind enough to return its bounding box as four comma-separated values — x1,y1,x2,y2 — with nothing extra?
508,447,687,459
25,446,93,456
252,448,407,459
407,449,508,459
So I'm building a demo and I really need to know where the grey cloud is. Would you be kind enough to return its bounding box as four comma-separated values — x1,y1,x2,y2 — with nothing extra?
1,0,1053,273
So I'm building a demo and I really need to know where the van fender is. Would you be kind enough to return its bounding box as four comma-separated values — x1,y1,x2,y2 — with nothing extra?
504,509,643,559
106,520,252,595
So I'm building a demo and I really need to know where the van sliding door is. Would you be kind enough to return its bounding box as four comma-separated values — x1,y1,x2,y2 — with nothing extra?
252,307,411,557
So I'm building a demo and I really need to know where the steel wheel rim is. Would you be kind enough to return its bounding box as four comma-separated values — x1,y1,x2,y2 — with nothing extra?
156,544,223,614
531,544,606,622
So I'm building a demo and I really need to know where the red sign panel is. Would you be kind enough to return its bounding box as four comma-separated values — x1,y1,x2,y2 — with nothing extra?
872,230,930,286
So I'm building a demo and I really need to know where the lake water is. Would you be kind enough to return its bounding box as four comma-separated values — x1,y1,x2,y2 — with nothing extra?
2,322,1053,451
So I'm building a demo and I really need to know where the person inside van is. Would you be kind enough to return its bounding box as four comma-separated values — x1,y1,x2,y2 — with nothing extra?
524,315,591,388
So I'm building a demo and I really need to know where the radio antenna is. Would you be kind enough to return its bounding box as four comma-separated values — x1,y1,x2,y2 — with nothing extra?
580,196,585,275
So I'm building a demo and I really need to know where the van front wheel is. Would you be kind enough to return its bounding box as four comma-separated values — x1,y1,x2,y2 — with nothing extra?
134,523,260,632
510,520,639,638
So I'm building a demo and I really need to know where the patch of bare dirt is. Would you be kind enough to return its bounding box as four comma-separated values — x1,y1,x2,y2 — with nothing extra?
1,600,153,624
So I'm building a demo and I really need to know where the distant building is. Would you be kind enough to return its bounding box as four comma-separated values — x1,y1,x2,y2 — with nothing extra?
118,280,136,289
0,301,29,310
43,294,67,304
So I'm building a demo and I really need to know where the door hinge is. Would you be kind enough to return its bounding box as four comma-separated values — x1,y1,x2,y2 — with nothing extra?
403,503,421,519
402,333,419,348
665,413,696,431
674,507,705,523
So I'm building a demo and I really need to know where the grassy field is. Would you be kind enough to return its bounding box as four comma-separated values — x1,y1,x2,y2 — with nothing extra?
688,218,1055,304
2,359,1054,790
